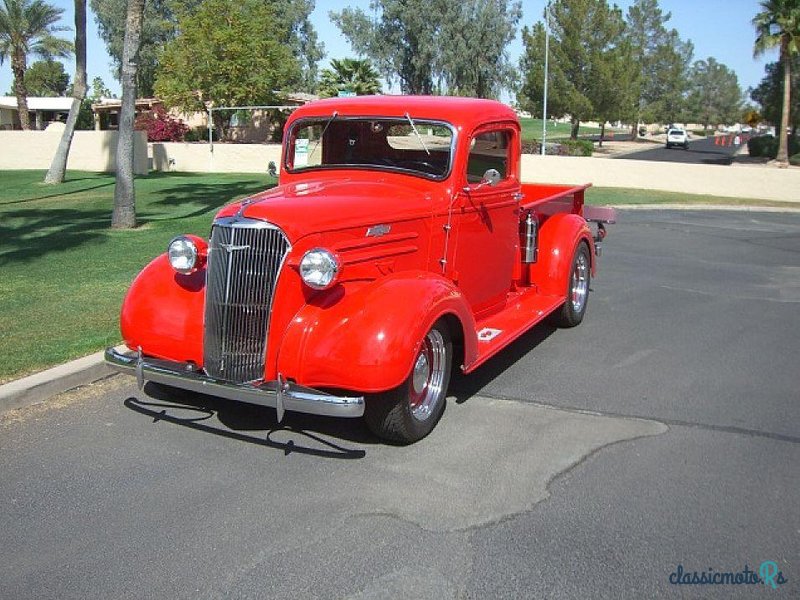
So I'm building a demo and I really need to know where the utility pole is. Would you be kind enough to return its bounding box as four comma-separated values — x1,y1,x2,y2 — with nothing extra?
541,2,550,156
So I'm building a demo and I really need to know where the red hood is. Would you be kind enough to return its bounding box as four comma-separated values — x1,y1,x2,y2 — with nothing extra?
216,177,437,241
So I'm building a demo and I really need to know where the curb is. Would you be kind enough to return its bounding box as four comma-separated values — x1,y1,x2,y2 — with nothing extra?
612,204,800,213
0,349,116,415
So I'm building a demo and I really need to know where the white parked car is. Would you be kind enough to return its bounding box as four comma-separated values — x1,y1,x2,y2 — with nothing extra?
665,128,689,150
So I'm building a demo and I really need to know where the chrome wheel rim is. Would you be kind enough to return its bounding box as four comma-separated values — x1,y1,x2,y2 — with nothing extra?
409,329,447,421
570,252,589,313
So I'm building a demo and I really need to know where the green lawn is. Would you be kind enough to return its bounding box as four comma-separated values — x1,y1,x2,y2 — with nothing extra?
585,187,790,207
0,170,274,383
0,169,788,383
519,117,602,142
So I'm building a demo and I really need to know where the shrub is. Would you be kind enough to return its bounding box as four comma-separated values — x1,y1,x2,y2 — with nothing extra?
560,139,593,156
521,139,593,156
747,135,776,157
790,153,800,166
747,134,800,159
691,129,707,137
135,107,189,142
184,126,215,142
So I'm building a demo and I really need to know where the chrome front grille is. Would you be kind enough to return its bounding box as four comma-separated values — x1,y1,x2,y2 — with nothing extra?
203,217,290,383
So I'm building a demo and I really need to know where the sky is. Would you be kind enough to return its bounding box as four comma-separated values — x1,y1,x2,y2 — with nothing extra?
0,0,777,103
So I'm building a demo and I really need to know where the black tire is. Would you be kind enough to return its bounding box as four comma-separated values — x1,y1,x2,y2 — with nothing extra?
551,242,591,328
364,320,452,444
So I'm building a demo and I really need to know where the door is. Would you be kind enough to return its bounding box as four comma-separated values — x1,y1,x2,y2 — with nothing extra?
451,125,520,316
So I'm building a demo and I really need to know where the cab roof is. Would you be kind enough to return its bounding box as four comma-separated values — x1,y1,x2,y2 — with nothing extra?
287,95,519,131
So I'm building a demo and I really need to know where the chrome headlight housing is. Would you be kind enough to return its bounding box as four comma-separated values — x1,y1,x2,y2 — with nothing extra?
300,248,340,290
168,236,199,275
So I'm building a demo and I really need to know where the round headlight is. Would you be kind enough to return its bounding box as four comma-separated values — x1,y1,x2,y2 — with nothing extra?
300,248,339,290
168,236,198,274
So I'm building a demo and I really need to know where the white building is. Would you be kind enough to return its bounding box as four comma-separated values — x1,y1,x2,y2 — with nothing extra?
0,96,73,130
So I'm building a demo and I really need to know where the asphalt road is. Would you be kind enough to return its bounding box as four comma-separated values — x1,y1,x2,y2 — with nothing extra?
615,135,745,165
2,210,798,599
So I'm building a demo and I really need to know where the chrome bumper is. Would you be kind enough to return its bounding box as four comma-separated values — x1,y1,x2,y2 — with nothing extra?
104,347,365,422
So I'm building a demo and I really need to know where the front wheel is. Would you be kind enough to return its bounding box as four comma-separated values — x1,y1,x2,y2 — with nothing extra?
552,242,591,328
364,320,452,444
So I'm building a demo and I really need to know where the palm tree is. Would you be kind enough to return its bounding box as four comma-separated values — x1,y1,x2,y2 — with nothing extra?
45,0,86,184
318,58,382,98
753,0,800,166
0,0,72,130
111,0,145,229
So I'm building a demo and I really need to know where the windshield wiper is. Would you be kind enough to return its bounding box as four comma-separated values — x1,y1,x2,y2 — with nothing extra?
404,112,430,156
310,110,338,162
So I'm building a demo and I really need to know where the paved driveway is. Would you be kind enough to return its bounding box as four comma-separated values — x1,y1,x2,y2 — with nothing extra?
614,136,744,165
1,210,798,599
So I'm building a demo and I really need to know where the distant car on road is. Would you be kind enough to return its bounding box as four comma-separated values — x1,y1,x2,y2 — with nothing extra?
665,128,689,150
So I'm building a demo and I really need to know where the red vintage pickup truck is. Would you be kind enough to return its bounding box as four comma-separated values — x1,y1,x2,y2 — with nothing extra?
106,96,614,443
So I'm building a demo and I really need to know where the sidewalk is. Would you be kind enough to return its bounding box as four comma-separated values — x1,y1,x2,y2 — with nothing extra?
521,154,800,203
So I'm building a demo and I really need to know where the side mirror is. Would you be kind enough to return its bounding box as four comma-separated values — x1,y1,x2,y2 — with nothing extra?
481,168,502,187
463,168,502,193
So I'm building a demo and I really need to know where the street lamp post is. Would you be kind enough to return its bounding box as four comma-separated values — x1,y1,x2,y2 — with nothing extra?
541,3,550,156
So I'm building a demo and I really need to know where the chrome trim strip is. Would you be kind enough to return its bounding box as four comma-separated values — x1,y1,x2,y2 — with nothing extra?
105,347,365,420
284,116,458,181
212,216,284,229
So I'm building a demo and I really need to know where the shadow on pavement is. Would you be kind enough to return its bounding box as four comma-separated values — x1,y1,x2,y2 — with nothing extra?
124,383,371,459
450,322,557,402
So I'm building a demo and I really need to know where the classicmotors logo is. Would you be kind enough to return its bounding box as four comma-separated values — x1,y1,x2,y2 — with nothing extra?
669,561,788,589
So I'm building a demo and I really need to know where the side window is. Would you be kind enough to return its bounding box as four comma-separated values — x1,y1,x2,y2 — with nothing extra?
467,130,511,183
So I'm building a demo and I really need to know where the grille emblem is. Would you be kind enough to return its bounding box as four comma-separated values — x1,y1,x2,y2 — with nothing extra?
218,243,250,252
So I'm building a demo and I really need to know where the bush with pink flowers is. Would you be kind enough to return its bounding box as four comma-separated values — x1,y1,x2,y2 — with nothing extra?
135,108,189,142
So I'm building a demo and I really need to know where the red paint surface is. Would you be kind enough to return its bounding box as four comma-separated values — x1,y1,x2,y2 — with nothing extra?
119,96,607,392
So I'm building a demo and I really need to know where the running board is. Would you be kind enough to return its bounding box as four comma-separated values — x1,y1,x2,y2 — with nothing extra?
466,290,565,372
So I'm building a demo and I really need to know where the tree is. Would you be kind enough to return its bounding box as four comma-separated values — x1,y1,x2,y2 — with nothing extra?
753,0,800,166
111,0,145,229
331,0,438,94
437,0,522,98
275,0,323,92
686,58,743,133
0,0,72,130
45,0,86,184
91,0,322,97
625,0,693,134
154,0,300,140
90,0,181,98
17,58,69,95
90,75,113,99
590,39,638,145
331,0,520,98
518,0,631,139
318,58,381,97
751,55,800,137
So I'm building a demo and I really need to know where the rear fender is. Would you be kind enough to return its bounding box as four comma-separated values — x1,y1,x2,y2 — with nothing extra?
276,272,477,392
529,213,594,297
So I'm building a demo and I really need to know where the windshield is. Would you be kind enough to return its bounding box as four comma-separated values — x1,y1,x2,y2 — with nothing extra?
285,117,454,179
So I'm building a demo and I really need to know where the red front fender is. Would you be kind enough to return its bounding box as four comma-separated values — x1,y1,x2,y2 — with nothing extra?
276,272,477,392
120,255,206,364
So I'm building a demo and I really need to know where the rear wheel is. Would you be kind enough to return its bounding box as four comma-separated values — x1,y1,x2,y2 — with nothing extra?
364,320,452,444
552,242,591,328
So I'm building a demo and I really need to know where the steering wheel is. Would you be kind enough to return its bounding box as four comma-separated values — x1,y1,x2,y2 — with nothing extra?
398,160,439,174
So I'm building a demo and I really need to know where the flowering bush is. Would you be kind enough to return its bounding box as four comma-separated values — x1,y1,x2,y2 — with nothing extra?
135,107,189,142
